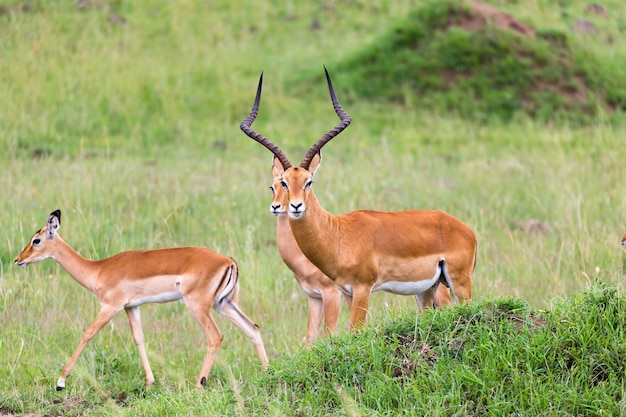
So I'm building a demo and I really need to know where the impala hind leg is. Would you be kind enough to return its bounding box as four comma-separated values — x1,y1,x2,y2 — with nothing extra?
415,284,439,311
56,306,119,391
125,307,155,389
218,299,269,371
434,284,452,307
185,301,224,388
442,261,472,303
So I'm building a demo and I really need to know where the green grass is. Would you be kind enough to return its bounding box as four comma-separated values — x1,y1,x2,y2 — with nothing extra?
324,0,626,123
1,0,626,415
254,284,626,415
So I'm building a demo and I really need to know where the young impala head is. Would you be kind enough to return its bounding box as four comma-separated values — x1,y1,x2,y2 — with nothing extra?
241,66,351,220
15,209,62,266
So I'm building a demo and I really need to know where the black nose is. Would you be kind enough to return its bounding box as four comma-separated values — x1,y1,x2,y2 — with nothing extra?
271,204,280,210
291,202,302,210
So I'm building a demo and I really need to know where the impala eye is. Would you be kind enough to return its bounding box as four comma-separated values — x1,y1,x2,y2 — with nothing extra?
280,180,288,189
269,185,275,193
305,180,313,189
32,238,41,245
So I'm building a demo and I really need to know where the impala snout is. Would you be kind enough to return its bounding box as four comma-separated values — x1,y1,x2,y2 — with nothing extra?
14,254,31,267
289,201,305,219
270,203,284,216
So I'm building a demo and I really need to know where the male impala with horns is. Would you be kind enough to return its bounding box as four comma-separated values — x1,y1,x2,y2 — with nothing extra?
241,67,477,330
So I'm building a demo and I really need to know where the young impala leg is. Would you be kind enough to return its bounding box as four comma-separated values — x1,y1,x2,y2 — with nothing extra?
125,307,155,389
184,302,224,388
56,305,120,391
218,299,269,371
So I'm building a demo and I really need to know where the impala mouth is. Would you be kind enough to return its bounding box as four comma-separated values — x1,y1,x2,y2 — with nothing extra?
15,260,27,267
270,207,286,217
288,210,304,219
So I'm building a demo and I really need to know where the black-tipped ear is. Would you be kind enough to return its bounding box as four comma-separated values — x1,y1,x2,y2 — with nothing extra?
50,209,61,225
47,210,61,239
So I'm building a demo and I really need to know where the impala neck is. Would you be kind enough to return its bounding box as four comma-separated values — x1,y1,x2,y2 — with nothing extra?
275,214,295,257
52,236,100,293
287,191,340,275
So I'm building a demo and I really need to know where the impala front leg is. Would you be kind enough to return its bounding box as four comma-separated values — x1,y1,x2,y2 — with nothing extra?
348,285,372,331
321,287,341,338
306,296,324,345
57,306,119,391
125,307,155,389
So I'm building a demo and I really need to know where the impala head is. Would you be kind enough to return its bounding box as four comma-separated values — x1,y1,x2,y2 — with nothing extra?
240,66,351,220
15,209,62,267
269,157,289,217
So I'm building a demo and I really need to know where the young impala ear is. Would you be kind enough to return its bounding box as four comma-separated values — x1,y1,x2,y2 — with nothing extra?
47,209,62,239
309,152,322,178
272,155,285,178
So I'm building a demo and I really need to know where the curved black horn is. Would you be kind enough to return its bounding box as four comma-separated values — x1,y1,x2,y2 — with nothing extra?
240,72,293,170
300,66,351,170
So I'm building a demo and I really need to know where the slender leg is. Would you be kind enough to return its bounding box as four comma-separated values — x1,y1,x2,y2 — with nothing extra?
306,296,324,346
348,285,372,331
185,301,224,389
219,300,269,371
434,284,452,307
322,287,342,337
416,284,437,311
56,306,119,391
125,307,155,389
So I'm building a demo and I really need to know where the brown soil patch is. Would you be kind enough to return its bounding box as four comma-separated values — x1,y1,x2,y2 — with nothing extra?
449,2,535,36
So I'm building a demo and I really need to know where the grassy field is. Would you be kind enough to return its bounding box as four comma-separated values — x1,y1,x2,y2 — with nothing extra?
1,0,626,415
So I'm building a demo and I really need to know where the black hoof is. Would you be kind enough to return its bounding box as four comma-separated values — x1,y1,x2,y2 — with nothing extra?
200,376,207,388
55,386,64,391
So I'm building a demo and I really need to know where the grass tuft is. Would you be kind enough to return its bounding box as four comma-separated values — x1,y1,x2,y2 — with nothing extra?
254,284,626,415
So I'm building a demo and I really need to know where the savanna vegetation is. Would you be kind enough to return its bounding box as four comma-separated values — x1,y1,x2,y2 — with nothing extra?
1,0,625,415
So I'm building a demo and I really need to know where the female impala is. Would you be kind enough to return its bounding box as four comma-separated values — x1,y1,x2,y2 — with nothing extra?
14,209,268,390
270,165,347,344
241,68,475,330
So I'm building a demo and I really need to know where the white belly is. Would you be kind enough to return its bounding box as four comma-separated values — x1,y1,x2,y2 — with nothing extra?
125,289,183,308
373,262,442,295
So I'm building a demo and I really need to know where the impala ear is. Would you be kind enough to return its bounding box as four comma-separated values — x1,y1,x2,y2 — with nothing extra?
272,155,285,178
47,209,61,239
309,152,322,177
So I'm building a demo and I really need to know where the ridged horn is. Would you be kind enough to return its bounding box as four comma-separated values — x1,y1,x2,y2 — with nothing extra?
240,72,293,170
300,66,351,170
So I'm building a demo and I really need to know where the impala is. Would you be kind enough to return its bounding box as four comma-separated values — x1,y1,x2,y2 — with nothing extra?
621,233,626,249
241,68,475,329
14,209,269,390
270,162,348,344
271,161,452,342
